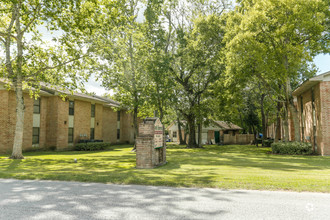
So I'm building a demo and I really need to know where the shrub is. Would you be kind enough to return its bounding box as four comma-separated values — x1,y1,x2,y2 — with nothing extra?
271,141,313,155
75,142,111,151
263,139,274,147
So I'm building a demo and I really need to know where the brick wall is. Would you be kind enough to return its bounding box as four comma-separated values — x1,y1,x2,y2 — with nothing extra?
22,92,33,151
297,83,324,155
136,119,166,169
136,137,154,168
94,104,103,140
301,89,313,141
320,82,330,155
46,96,59,147
6,91,34,152
0,91,45,153
102,107,117,144
46,96,69,150
0,91,9,153
55,98,69,149
0,89,136,153
121,111,135,144
74,100,91,144
39,96,48,148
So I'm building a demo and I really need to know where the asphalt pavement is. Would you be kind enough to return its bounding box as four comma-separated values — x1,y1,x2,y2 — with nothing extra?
0,179,329,220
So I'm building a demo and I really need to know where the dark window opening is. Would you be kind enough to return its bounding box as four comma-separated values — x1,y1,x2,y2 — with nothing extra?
68,128,74,143
90,128,95,140
91,104,95,117
173,131,177,138
69,101,74,115
33,98,40,114
117,128,120,140
32,127,39,144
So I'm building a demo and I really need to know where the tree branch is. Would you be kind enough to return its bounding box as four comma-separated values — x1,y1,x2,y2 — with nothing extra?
5,4,18,78
0,32,17,40
33,54,89,76
21,4,41,34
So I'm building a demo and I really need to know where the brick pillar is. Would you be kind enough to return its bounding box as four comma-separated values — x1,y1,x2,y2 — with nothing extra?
136,117,167,169
136,137,154,169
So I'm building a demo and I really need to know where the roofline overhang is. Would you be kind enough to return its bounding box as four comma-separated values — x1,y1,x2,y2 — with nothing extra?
292,71,330,97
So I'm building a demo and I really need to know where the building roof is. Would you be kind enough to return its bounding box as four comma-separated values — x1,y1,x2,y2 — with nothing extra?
0,78,120,108
91,95,120,107
292,71,330,96
213,121,242,130
167,120,242,131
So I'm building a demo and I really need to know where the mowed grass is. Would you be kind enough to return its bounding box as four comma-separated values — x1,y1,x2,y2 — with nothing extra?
0,144,329,192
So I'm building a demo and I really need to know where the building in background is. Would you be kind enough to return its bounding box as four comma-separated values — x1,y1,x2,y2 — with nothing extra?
167,120,244,145
292,71,330,155
0,80,135,153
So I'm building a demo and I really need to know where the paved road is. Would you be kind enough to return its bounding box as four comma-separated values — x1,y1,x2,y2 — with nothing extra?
0,179,329,220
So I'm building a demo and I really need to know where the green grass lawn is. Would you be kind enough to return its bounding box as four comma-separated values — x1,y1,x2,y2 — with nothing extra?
0,144,329,192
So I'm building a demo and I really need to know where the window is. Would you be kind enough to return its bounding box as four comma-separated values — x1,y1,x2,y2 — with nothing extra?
173,131,177,138
91,104,95,117
69,101,74,115
117,128,120,140
68,128,74,143
117,111,120,121
32,127,39,144
33,98,40,114
90,128,95,140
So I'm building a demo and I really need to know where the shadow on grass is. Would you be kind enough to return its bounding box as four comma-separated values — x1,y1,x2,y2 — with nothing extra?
1,144,330,191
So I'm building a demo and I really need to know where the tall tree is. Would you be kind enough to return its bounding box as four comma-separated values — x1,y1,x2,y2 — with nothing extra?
89,0,149,140
225,0,329,141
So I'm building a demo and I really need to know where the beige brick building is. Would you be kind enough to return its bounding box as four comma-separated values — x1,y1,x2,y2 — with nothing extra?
0,81,135,153
292,71,330,156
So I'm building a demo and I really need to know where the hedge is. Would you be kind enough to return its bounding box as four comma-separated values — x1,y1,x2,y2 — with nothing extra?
271,141,313,155
75,142,111,151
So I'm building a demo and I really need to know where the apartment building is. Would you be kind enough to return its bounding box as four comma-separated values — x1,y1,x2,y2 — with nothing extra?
0,81,134,153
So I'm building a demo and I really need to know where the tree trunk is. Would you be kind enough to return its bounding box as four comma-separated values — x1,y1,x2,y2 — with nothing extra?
283,58,301,142
286,80,301,142
133,105,138,140
197,122,202,147
11,82,25,159
283,104,289,142
183,129,187,144
186,114,197,148
275,101,282,142
288,103,300,141
253,126,257,147
10,3,24,159
177,117,185,145
260,93,266,146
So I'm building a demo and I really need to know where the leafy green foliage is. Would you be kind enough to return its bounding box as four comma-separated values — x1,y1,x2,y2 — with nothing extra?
271,141,313,155
224,0,328,141
263,139,274,147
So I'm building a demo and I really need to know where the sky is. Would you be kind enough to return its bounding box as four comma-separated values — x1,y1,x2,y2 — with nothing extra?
313,54,330,74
